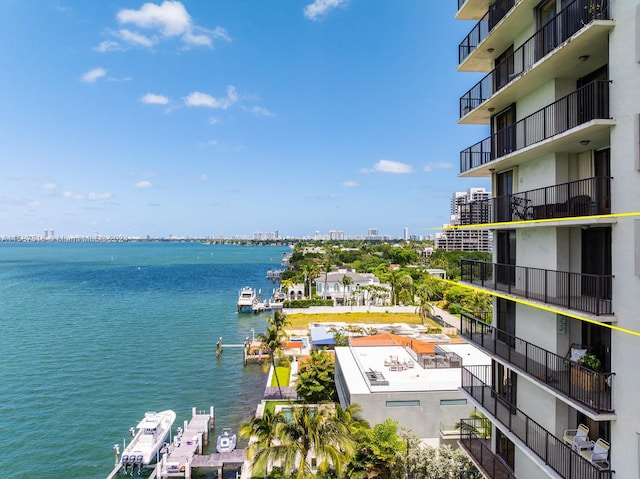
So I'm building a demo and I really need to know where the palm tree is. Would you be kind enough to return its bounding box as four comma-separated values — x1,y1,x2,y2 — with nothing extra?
270,309,290,332
280,278,294,299
341,274,353,306
273,405,355,479
239,409,286,479
321,258,332,300
396,272,414,305
301,262,320,299
258,324,286,398
415,282,435,325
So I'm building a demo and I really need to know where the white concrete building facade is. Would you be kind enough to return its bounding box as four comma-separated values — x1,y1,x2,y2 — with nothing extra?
455,0,637,477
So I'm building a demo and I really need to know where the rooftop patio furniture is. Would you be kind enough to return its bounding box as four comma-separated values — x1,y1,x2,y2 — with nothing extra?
563,424,590,451
580,438,610,471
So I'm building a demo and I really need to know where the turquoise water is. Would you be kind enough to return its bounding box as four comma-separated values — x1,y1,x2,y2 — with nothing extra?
0,242,289,478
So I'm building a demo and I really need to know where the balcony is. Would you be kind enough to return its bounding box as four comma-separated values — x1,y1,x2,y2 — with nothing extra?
460,313,614,412
458,418,516,479
460,259,613,316
458,0,516,65
460,80,611,174
462,365,613,478
459,0,613,123
456,0,492,20
458,177,612,225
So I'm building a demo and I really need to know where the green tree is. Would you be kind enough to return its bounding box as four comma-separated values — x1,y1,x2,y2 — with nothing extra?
301,262,320,299
273,405,355,479
347,419,406,479
295,349,337,403
341,274,353,305
415,283,435,325
239,409,286,479
259,324,286,399
270,309,290,332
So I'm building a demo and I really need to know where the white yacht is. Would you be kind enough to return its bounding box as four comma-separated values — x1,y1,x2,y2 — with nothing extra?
120,410,176,473
237,286,257,313
216,428,237,453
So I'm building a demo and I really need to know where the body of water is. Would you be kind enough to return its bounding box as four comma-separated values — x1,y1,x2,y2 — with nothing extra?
0,242,290,478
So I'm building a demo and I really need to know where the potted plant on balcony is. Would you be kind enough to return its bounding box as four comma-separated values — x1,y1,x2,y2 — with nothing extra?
586,1,605,20
572,353,606,392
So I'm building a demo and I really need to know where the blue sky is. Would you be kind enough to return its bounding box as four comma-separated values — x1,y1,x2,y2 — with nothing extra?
0,0,489,239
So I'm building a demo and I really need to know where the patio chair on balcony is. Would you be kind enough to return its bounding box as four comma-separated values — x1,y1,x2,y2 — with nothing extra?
563,423,590,451
580,438,610,471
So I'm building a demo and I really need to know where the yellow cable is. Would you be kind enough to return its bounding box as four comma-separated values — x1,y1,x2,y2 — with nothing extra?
444,211,640,230
436,277,640,338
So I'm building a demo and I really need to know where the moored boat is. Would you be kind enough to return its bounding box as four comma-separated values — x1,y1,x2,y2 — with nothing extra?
237,286,257,313
216,427,237,453
120,410,176,474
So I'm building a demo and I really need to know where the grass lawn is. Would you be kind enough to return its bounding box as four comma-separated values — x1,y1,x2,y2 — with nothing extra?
271,366,290,387
263,399,299,415
285,311,428,329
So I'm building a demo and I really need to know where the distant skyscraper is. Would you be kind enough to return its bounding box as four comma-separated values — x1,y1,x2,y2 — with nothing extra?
403,227,409,240
436,188,492,252
367,228,379,239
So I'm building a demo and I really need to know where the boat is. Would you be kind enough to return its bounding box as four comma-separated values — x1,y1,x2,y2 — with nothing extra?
216,427,237,453
120,410,176,474
237,286,257,313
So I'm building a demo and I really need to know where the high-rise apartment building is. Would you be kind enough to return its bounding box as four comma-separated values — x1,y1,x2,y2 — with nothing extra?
436,187,492,252
454,1,635,477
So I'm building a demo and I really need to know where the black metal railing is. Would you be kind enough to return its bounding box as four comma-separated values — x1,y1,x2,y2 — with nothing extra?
458,176,612,224
459,0,516,64
459,0,611,117
460,259,613,316
460,313,614,412
459,418,516,479
462,365,613,478
460,80,611,172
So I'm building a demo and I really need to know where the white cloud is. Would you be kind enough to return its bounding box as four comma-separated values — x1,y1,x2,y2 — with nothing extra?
87,192,113,200
304,0,347,20
184,86,238,109
244,105,274,117
342,180,358,187
81,67,107,83
112,1,230,50
94,40,121,52
41,182,57,190
199,174,209,181
373,159,414,174
117,29,155,47
140,93,170,105
135,181,153,188
117,1,191,37
63,191,84,200
423,161,453,172
208,117,220,125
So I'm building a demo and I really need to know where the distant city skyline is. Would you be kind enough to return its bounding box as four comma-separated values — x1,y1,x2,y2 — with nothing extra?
0,1,489,237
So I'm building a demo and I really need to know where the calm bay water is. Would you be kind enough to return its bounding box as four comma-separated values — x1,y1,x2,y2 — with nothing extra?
0,242,289,478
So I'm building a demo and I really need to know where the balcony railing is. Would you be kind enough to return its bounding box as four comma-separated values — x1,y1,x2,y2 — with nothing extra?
460,259,613,316
462,365,613,478
460,313,614,412
458,176,612,225
460,80,611,172
459,0,611,118
459,0,516,64
459,418,516,479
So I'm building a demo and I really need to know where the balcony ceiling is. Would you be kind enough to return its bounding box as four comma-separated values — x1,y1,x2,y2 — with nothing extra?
456,0,491,20
459,0,541,72
459,120,614,178
459,20,614,125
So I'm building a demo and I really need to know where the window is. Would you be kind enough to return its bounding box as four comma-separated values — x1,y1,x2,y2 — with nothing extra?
386,400,420,407
440,399,468,406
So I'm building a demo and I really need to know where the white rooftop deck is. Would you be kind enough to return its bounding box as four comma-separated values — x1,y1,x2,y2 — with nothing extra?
335,343,490,395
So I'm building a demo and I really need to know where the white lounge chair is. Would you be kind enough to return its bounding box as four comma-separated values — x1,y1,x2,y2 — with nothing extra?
563,424,590,451
580,438,610,470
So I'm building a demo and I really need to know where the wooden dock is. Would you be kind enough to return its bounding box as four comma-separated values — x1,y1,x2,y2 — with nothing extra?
157,407,214,478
